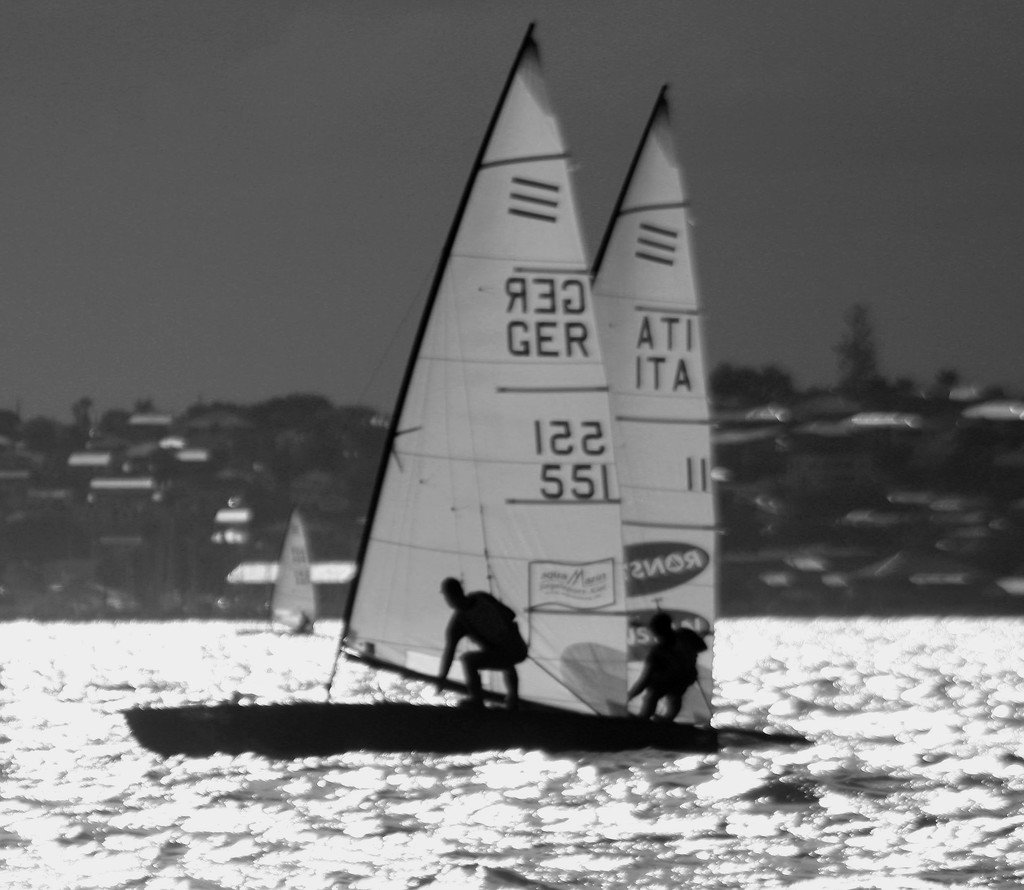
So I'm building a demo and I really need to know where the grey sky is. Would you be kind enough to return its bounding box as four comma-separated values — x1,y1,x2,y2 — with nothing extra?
3,2,1023,420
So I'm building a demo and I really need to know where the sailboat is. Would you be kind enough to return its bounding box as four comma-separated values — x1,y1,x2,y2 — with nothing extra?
590,88,716,726
123,28,804,758
270,510,316,634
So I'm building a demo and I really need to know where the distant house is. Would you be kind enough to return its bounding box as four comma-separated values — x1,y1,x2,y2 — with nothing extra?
88,476,162,545
67,450,118,492
182,408,252,448
781,428,880,500
290,470,351,516
125,412,174,443
174,446,213,470
789,393,862,422
0,464,32,511
180,408,254,463
712,426,784,483
27,485,74,507
183,407,252,433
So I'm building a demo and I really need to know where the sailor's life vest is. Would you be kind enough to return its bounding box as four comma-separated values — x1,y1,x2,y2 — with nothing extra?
647,628,707,691
461,592,528,663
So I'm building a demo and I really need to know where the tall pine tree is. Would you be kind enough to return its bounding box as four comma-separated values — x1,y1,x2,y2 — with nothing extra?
835,303,881,396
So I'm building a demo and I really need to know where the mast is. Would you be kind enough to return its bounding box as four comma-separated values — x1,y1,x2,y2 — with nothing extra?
592,85,669,278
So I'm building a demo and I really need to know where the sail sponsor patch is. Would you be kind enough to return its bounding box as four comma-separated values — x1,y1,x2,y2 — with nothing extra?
529,558,616,610
625,541,709,596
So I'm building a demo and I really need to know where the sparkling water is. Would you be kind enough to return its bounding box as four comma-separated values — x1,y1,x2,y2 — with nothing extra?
1,617,1023,889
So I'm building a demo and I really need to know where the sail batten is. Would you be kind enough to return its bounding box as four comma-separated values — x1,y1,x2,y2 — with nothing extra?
619,202,691,217
511,265,590,274
615,416,711,424
624,521,719,531
497,386,609,394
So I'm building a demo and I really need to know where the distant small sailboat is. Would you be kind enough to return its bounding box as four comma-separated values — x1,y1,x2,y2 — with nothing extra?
271,510,316,634
122,26,804,758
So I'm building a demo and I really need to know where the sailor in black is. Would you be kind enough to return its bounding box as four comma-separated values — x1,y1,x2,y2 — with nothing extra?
628,612,707,721
436,577,528,709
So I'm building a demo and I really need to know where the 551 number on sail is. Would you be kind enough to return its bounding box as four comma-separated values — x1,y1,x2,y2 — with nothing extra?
533,419,615,502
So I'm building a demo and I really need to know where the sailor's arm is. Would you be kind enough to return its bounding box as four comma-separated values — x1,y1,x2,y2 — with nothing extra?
627,661,652,700
435,619,464,692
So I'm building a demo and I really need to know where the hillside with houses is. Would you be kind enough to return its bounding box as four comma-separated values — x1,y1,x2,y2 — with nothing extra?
3,370,1024,620
714,384,1024,616
0,395,386,620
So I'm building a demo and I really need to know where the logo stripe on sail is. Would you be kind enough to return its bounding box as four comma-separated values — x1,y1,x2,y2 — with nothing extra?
635,222,679,265
509,176,560,223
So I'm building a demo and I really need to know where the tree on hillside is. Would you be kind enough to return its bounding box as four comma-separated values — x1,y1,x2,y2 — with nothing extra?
21,417,62,456
249,394,333,430
835,303,882,395
98,408,132,438
0,409,21,440
72,397,93,431
710,363,795,404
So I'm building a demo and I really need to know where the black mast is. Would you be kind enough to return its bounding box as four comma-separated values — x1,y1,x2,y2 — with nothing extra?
591,85,671,278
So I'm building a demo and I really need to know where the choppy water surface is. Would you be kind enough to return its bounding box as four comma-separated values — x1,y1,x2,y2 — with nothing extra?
2,618,1024,889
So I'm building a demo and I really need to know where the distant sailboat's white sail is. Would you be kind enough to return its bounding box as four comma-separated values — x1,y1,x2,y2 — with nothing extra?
344,30,629,715
591,91,715,722
273,510,316,631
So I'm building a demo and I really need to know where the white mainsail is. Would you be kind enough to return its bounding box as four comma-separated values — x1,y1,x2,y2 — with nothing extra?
591,90,716,722
344,30,631,715
273,510,316,631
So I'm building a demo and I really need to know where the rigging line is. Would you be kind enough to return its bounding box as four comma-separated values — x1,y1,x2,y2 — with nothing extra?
478,503,503,606
695,677,713,713
446,276,490,593
352,259,439,409
324,627,345,698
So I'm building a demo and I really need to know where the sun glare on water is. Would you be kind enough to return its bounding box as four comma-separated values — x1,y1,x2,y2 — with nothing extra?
1,617,1024,888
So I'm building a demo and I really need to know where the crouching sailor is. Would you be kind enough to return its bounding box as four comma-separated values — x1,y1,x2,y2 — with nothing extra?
436,577,528,710
628,611,708,721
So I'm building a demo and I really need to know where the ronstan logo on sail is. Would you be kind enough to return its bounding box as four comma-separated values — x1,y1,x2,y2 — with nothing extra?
625,541,709,596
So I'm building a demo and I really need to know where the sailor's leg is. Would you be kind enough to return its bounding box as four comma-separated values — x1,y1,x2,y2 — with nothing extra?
637,689,659,720
503,667,519,710
658,692,683,722
459,651,485,706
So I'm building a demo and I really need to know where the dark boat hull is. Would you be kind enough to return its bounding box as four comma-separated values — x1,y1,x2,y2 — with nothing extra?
123,701,804,758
